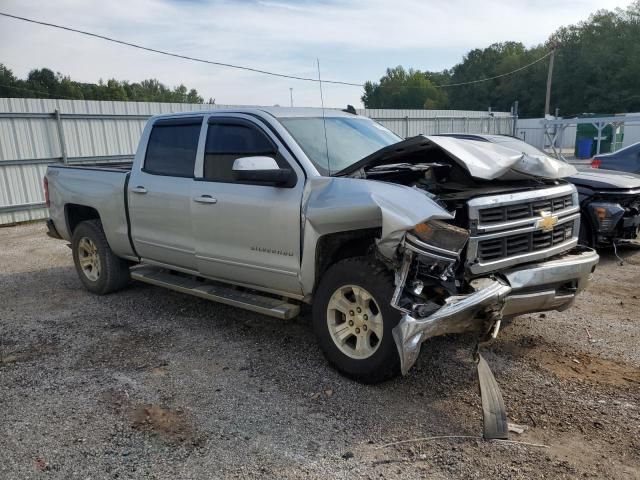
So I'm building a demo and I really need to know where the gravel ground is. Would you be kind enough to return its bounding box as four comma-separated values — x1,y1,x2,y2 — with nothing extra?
1,222,639,479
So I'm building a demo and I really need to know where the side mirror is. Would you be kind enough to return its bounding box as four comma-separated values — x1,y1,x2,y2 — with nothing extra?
232,156,294,186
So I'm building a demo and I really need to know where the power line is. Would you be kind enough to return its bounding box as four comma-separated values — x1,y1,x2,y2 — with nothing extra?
436,50,554,88
0,10,554,92
0,11,363,87
365,50,553,92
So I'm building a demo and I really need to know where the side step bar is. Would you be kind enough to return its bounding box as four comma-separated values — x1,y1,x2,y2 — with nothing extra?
130,266,300,320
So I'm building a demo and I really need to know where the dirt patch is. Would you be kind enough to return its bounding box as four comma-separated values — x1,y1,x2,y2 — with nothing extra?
496,335,640,387
0,335,59,366
150,365,169,376
78,329,171,371
540,351,640,386
521,431,640,480
130,404,204,446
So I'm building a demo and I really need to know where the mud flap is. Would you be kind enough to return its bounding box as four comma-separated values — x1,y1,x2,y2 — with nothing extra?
476,351,509,440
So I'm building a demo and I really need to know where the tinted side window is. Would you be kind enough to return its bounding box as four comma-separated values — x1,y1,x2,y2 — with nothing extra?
204,123,278,182
144,122,201,177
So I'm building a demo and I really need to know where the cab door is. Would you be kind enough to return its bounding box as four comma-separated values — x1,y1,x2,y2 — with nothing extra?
128,117,203,271
191,115,304,295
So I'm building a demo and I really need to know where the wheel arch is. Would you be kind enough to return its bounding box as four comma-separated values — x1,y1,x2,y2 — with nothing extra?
65,204,101,235
312,227,383,294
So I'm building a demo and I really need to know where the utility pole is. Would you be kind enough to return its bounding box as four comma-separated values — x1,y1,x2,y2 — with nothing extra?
544,49,556,116
289,88,293,107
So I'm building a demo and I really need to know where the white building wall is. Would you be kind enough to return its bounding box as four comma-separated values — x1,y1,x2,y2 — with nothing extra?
621,113,640,148
0,98,513,224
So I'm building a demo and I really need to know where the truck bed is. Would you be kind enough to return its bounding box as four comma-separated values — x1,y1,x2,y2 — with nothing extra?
59,162,133,171
46,163,136,259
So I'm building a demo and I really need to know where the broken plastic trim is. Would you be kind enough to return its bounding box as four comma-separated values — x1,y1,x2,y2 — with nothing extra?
476,351,509,440
392,275,512,375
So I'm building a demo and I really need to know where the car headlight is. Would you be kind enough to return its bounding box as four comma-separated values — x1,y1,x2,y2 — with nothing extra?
589,202,624,233
411,220,469,255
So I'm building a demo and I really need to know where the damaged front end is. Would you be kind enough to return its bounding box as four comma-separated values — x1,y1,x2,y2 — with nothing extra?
586,198,640,247
388,227,599,374
388,223,511,375
302,134,600,375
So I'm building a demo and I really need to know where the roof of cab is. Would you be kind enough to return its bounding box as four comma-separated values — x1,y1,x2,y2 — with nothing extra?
153,107,360,119
150,106,360,121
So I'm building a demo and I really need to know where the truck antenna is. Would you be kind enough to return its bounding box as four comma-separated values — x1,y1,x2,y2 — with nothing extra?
317,58,331,175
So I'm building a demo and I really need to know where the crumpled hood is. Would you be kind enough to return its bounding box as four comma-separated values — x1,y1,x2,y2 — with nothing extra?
426,136,577,180
336,135,576,180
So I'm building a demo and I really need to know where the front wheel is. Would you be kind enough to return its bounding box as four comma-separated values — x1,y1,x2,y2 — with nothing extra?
312,257,401,383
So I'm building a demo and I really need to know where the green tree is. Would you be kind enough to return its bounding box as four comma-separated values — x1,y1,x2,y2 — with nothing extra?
445,42,537,113
550,3,640,115
0,64,19,97
26,68,59,94
0,63,205,104
362,66,448,109
363,2,640,117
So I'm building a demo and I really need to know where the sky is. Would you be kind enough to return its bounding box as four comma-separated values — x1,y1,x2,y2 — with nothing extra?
0,0,633,108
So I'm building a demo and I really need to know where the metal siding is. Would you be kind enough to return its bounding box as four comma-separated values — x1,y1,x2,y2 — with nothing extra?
0,98,514,224
619,113,640,148
368,111,514,138
516,118,577,150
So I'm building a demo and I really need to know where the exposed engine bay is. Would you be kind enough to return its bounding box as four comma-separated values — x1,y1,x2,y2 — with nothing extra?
334,135,597,374
344,135,568,289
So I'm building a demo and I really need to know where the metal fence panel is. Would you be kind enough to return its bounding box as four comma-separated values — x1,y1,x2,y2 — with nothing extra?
0,98,513,225
356,108,513,138
0,162,48,224
516,114,640,152
515,118,576,150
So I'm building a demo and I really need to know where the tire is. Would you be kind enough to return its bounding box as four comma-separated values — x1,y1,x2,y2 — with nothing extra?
71,219,130,295
312,257,401,384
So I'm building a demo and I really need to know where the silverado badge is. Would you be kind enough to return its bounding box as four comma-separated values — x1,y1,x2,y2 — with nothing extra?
536,211,558,232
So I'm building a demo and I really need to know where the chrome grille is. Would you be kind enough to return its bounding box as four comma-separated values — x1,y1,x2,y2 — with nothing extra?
477,223,574,261
466,184,580,275
478,194,573,224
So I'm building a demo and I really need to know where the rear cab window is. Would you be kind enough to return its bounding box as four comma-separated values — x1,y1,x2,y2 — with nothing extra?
144,117,202,177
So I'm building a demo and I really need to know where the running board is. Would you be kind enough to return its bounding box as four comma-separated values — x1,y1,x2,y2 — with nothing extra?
130,266,300,320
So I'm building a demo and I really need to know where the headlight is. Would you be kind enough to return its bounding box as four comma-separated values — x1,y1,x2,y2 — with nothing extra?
589,202,624,233
411,220,469,254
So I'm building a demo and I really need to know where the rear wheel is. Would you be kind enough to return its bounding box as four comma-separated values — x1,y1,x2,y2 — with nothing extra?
312,257,401,383
71,219,130,294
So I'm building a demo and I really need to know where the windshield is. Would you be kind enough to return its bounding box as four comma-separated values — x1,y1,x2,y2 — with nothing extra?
279,116,401,175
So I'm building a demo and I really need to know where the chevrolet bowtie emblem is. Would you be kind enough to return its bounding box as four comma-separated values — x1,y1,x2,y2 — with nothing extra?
536,211,558,232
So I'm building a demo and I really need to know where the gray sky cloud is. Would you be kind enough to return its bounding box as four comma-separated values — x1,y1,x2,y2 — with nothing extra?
0,0,632,107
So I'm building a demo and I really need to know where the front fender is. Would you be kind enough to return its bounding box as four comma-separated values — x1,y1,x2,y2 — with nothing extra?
299,177,452,295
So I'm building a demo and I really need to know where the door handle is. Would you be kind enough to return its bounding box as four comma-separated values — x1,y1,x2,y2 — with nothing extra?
193,195,218,204
131,186,147,194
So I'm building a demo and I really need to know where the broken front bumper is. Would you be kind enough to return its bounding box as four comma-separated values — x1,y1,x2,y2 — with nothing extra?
392,247,599,375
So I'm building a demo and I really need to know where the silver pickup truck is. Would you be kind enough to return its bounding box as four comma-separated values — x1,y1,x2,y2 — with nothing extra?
45,107,599,383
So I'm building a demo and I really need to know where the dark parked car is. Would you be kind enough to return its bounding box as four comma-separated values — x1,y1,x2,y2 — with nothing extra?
591,141,640,174
437,134,640,248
